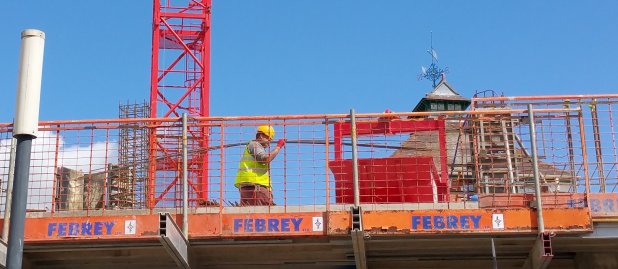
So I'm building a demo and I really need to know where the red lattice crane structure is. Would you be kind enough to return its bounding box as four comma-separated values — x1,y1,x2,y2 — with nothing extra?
148,0,211,207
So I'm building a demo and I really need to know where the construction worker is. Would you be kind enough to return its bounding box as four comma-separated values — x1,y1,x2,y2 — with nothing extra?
235,125,285,205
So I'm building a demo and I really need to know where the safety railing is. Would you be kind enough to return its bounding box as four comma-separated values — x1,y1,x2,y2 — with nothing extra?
472,95,618,209
0,97,615,215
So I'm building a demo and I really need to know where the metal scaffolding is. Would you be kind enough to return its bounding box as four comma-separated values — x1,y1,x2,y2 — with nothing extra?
117,101,151,209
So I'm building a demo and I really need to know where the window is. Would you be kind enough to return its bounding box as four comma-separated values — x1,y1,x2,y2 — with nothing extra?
447,103,454,111
430,103,437,110
437,103,445,110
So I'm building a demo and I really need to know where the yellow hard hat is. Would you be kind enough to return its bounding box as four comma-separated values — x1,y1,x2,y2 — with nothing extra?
257,125,275,140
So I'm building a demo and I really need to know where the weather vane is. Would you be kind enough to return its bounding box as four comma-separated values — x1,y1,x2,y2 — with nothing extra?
418,32,449,88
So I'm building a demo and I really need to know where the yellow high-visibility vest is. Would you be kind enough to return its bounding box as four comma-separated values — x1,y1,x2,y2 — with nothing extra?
235,142,270,188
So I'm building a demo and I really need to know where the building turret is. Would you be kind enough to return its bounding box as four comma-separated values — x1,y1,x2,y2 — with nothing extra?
413,74,470,112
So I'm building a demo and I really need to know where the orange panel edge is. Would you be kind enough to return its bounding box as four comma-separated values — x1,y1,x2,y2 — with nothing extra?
13,208,593,243
328,208,592,236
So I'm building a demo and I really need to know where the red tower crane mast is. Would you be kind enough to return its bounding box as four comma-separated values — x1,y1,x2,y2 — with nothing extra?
148,0,211,207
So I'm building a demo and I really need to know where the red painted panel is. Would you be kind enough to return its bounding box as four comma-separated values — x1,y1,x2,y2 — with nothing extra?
330,157,448,203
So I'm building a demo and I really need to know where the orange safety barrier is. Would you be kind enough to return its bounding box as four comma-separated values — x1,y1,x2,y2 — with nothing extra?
472,94,618,218
0,95,614,239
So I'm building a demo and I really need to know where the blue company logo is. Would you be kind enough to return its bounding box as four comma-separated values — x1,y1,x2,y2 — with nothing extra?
412,215,482,230
48,221,116,236
233,218,303,233
568,198,618,213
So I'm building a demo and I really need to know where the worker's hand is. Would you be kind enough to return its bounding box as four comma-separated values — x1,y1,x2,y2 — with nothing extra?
276,139,286,148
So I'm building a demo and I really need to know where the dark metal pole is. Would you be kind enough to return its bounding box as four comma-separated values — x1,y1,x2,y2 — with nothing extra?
7,29,45,269
590,100,605,192
350,109,360,207
491,238,498,269
6,136,34,269
528,104,545,233
563,102,577,191
2,138,17,241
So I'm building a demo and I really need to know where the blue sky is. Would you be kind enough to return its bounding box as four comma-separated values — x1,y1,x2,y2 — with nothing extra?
1,1,617,122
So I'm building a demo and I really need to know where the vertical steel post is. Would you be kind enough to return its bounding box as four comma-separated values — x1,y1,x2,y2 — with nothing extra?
51,127,60,213
283,121,287,209
590,100,605,192
500,120,516,193
2,138,17,241
350,109,360,207
564,102,577,191
350,108,366,269
510,119,521,184
182,113,189,240
102,130,110,211
578,108,591,194
324,119,331,211
491,238,498,269
7,29,45,269
479,120,490,194
218,123,224,213
528,104,545,233
7,139,34,269
471,116,483,195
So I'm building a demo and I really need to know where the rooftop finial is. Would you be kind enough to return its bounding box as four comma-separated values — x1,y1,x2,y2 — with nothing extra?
418,32,449,88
